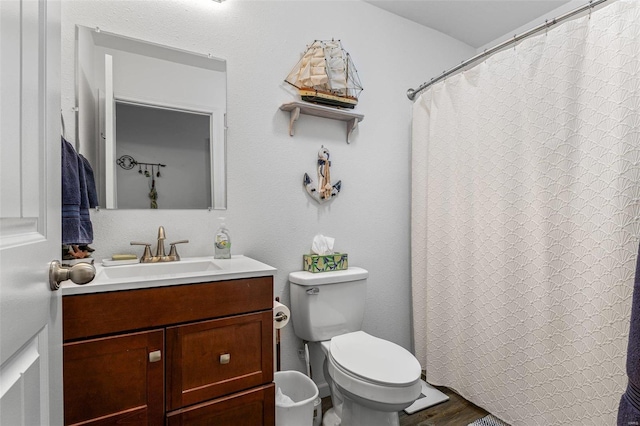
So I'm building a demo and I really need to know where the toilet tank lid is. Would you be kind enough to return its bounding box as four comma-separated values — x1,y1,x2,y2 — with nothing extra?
289,267,368,286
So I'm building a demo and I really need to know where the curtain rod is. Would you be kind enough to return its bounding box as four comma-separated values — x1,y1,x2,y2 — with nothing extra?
406,0,610,100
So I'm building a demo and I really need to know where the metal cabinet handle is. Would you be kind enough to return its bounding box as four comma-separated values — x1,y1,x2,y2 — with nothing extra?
149,350,162,363
219,353,231,364
49,260,96,291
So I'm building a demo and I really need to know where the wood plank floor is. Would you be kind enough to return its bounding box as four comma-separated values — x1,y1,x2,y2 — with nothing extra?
322,384,502,426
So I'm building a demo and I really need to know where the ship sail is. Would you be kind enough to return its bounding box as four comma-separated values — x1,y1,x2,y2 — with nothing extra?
324,40,347,91
285,39,362,109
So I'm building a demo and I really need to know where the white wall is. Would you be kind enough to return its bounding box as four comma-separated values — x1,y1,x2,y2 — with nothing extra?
115,104,212,209
61,0,475,390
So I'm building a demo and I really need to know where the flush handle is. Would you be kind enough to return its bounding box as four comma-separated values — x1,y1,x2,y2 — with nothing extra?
306,287,320,295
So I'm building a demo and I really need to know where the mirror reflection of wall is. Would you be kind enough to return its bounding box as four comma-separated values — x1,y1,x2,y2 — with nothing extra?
115,102,212,209
75,25,227,210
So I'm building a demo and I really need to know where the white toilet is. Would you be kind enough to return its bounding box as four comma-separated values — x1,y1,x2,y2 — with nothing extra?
289,267,422,426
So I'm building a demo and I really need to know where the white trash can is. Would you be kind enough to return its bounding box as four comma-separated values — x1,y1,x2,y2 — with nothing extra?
274,370,319,426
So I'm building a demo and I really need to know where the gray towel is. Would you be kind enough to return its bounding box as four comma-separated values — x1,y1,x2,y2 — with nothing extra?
61,137,94,245
79,154,98,208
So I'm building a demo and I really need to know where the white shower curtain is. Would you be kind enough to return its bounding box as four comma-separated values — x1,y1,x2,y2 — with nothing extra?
411,1,640,425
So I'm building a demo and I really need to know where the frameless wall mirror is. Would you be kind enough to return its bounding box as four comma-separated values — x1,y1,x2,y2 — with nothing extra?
75,25,227,209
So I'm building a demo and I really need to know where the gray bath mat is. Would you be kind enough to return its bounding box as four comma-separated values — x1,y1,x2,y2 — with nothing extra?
468,414,509,426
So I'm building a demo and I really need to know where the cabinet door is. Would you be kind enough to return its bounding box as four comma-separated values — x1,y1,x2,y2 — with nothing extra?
166,383,275,426
166,311,273,410
63,330,164,426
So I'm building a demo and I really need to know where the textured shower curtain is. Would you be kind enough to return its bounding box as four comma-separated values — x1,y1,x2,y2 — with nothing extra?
411,1,640,425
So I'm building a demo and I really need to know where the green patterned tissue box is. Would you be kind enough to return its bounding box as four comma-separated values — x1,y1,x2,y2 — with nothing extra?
303,253,348,273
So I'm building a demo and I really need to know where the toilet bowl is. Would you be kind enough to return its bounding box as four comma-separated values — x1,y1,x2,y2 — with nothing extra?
289,267,422,426
320,331,422,426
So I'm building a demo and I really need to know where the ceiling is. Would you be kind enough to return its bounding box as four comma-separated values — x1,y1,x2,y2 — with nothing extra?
364,1,573,48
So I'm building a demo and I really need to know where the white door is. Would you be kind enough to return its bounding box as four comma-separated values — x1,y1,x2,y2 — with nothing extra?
0,0,63,424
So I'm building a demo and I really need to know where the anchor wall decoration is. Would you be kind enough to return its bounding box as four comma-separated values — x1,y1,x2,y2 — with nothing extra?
303,146,341,203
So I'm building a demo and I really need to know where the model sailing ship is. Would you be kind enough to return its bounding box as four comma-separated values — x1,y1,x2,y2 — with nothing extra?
285,39,363,109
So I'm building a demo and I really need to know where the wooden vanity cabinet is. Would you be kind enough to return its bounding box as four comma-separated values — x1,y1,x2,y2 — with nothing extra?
62,277,275,426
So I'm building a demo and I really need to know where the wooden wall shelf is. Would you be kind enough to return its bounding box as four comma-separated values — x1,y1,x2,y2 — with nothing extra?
280,101,364,143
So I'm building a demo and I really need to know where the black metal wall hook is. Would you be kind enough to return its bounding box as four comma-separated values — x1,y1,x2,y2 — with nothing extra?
117,155,166,172
117,155,137,170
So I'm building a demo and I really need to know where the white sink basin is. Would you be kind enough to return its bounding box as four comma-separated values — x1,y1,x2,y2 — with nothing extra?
99,258,221,279
61,255,276,295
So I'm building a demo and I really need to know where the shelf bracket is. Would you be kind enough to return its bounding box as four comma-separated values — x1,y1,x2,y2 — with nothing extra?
288,106,301,136
346,118,358,144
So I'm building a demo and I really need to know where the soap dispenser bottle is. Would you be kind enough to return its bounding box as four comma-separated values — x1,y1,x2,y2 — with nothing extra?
214,217,231,259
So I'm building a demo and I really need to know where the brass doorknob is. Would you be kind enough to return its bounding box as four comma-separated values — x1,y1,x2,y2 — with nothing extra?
49,260,96,291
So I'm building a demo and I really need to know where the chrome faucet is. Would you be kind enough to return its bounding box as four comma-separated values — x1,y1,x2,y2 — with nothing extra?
131,226,189,263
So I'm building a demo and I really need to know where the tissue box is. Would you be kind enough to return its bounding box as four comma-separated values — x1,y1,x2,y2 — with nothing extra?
303,253,348,273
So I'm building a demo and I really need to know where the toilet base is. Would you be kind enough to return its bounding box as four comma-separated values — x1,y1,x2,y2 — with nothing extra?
322,405,400,426
340,398,400,426
322,408,341,426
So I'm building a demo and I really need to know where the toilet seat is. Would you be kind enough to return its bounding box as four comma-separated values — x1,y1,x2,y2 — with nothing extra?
330,331,421,386
321,331,422,408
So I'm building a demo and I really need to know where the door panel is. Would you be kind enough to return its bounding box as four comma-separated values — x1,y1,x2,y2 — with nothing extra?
0,335,43,425
166,311,273,410
63,330,164,426
166,384,275,426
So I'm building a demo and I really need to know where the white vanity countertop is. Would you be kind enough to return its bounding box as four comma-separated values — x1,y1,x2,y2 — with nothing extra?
61,255,276,296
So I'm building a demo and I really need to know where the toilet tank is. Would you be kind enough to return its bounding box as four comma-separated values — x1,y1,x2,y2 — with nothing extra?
289,267,369,342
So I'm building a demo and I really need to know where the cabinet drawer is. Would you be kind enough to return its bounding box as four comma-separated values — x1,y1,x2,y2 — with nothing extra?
63,277,273,341
166,311,273,410
63,329,164,426
166,383,275,426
